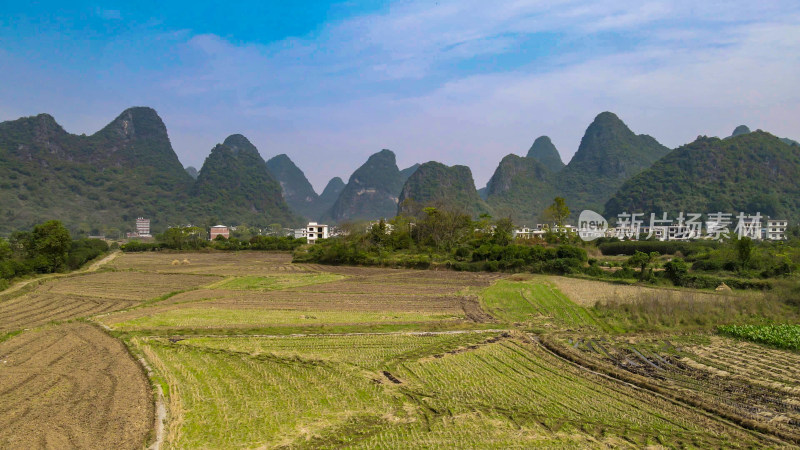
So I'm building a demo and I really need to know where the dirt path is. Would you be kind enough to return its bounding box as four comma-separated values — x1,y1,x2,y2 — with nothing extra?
0,250,120,297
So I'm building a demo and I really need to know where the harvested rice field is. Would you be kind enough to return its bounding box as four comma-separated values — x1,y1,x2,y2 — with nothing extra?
0,323,153,449
0,250,797,448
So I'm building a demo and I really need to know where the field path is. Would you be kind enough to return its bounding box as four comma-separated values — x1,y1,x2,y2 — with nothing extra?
1,250,121,297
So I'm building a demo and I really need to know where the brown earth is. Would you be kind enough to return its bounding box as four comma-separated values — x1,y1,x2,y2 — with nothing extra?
108,251,315,276
0,271,219,333
0,323,153,449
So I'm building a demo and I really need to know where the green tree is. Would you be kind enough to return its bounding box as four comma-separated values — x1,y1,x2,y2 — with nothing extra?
736,237,753,270
544,197,570,228
31,220,72,271
159,226,206,250
664,258,689,286
0,238,11,261
626,250,660,281
492,218,514,246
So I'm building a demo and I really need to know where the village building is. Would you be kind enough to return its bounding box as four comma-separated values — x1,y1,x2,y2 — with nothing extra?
210,225,230,240
136,217,152,237
512,224,547,239
766,219,788,240
304,222,329,244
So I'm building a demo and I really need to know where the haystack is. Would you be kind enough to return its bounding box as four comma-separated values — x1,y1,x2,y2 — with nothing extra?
715,283,732,292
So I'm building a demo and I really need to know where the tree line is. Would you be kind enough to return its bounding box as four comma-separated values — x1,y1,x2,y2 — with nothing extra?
0,220,109,290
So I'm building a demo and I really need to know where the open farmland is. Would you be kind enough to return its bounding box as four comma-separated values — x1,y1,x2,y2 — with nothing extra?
135,332,768,448
0,271,218,333
0,250,797,448
0,323,152,449
100,253,497,332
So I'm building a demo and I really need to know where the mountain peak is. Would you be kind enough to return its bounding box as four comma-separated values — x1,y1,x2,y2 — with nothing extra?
593,111,624,124
398,161,490,217
556,112,670,213
322,177,345,192
731,125,751,137
265,153,319,219
103,106,168,142
372,149,396,162
526,136,564,172
326,149,403,222
222,134,260,156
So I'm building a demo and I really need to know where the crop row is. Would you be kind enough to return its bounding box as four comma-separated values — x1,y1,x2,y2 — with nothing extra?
718,324,800,351
137,335,759,448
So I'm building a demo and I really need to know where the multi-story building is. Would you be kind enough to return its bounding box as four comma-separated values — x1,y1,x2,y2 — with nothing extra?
210,225,230,240
766,219,788,240
305,222,329,244
136,217,151,237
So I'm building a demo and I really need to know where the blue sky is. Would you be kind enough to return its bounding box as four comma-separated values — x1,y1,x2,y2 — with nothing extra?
1,1,799,191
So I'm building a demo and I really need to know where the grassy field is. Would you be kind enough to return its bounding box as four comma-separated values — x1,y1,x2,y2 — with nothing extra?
0,250,796,448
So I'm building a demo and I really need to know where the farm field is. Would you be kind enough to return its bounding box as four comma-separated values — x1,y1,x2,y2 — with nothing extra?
0,323,153,449
0,250,797,448
135,332,766,448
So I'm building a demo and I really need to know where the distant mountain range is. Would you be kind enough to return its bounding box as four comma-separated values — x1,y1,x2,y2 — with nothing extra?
1,106,798,234
0,107,299,234
606,130,800,222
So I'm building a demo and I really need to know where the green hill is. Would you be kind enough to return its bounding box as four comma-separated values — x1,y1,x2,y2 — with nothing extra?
185,166,199,179
398,161,491,217
556,112,671,213
400,163,420,182
325,149,404,222
265,154,320,220
526,136,564,172
485,154,555,224
316,177,345,221
730,125,751,137
191,135,300,228
0,107,194,234
604,131,800,222
725,124,798,147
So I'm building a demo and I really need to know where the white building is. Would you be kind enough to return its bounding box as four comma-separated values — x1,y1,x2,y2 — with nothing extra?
766,219,788,240
135,217,152,237
512,225,547,239
303,222,329,244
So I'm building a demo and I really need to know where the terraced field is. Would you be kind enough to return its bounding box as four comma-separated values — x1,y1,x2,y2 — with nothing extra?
0,250,796,448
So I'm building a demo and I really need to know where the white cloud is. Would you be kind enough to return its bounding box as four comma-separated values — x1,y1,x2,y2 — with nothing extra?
7,1,799,194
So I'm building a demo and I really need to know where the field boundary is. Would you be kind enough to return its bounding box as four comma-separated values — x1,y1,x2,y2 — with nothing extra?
138,328,511,340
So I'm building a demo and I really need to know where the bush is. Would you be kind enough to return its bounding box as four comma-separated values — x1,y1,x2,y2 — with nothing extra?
664,258,689,285
691,259,723,272
598,240,717,257
121,241,162,252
